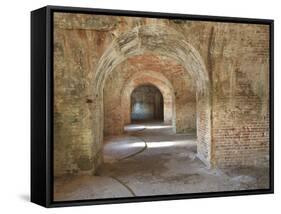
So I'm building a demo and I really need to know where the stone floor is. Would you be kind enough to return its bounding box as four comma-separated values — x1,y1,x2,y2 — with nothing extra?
54,122,269,201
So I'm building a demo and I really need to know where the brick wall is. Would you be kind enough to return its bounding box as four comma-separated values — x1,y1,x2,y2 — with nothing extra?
210,24,270,168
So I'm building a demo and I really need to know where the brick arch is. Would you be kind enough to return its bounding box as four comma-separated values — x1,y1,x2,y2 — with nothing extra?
94,25,209,95
121,70,176,128
93,24,212,169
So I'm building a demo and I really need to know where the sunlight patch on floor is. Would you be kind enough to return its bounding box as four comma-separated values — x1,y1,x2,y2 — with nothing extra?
124,123,173,132
146,140,188,148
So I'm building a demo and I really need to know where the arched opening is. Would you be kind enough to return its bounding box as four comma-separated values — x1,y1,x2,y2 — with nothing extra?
119,70,176,130
94,25,211,169
130,85,164,122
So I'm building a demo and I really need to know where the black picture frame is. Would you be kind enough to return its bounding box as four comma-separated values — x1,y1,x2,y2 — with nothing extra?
31,5,274,208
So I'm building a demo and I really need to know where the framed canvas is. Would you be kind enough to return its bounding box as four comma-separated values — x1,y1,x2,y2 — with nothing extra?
31,5,274,207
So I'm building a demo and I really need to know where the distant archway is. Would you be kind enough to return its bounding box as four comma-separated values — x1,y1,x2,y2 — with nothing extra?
130,85,164,122
121,70,175,129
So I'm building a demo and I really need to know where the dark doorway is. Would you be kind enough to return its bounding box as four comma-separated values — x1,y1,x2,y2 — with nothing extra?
131,85,164,121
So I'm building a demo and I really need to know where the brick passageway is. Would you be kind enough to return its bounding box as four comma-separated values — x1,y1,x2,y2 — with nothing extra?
53,14,270,195
54,122,269,201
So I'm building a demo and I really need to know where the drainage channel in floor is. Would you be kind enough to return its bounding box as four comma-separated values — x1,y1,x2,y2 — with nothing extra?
118,136,147,161
109,176,136,196
106,128,148,197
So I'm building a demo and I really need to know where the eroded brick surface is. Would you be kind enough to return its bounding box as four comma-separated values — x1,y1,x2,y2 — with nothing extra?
53,13,269,176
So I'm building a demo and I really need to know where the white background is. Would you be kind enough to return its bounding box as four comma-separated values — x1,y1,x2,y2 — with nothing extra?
0,0,279,213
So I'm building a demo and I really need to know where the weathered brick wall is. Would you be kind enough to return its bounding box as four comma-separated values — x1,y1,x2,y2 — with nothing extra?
209,24,270,168
53,12,270,176
53,13,116,176
197,94,212,167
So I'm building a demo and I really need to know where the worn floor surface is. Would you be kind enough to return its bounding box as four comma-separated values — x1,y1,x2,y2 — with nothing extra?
54,122,269,201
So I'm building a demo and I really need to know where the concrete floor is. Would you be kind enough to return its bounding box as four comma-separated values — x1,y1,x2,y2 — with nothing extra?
54,122,269,201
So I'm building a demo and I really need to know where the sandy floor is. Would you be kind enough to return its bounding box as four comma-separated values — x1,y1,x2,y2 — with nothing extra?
54,122,269,201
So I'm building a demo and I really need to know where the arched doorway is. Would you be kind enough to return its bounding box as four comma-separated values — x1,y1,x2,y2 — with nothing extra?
93,24,211,171
120,70,175,129
130,85,164,122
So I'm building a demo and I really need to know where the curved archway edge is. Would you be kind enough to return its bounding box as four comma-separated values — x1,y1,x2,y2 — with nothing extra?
93,25,212,171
